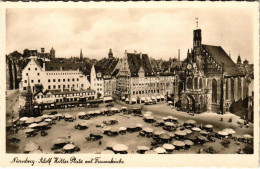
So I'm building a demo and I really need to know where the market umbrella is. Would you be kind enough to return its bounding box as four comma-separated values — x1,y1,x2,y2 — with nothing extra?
54,137,67,145
42,114,49,119
175,130,187,136
159,133,171,140
25,117,35,124
44,118,52,122
184,129,192,134
154,147,166,154
94,110,101,114
110,107,119,111
38,122,48,127
222,128,236,135
87,111,94,115
200,130,208,135
205,124,213,129
112,144,128,152
34,117,43,123
145,116,155,120
145,150,158,154
65,115,73,119
243,134,253,139
103,126,111,132
218,131,228,136
119,127,126,131
197,136,208,142
137,146,150,151
163,144,175,151
169,133,175,138
185,120,197,125
28,123,38,128
154,131,165,136
91,130,103,137
164,122,175,127
25,129,34,133
143,127,153,133
101,150,115,154
24,141,40,153
63,144,75,150
192,127,201,132
184,139,194,146
55,113,63,118
143,114,152,118
20,117,28,122
172,141,185,147
79,122,88,127
136,123,143,128
187,135,197,141
78,112,86,116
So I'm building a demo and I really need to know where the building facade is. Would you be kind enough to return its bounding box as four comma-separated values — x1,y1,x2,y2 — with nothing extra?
176,27,246,114
19,58,90,93
115,50,174,104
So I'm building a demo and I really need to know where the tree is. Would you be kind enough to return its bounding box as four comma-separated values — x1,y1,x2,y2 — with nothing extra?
10,51,22,61
22,49,31,58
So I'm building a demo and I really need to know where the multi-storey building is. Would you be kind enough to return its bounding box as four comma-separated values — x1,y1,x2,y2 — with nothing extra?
90,65,104,99
19,58,90,93
115,50,175,104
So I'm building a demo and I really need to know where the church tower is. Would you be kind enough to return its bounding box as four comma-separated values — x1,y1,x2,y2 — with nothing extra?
108,48,113,59
50,47,55,59
193,18,202,49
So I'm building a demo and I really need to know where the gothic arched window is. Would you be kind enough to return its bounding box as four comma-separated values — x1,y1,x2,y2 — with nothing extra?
237,78,241,99
187,77,193,89
194,77,198,89
199,78,203,89
212,79,217,103
231,78,235,100
226,79,229,99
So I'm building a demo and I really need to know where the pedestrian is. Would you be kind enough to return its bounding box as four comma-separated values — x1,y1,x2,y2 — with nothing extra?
68,132,71,141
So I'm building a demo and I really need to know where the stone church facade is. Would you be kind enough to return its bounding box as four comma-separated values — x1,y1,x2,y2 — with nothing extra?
177,28,246,114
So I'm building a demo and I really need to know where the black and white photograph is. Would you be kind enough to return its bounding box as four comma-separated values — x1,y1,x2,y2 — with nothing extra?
2,2,258,164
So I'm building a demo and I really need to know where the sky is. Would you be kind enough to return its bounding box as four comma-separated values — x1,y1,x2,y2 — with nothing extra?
6,8,254,63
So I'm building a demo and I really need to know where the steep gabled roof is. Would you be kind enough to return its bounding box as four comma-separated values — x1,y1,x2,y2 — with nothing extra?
127,53,154,77
202,45,244,76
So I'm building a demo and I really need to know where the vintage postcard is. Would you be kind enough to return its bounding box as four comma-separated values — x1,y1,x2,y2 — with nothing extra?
0,1,259,168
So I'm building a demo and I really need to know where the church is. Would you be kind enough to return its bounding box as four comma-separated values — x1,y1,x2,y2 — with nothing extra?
176,26,246,114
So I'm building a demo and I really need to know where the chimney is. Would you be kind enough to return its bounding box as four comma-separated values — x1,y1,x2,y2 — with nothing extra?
140,52,142,59
134,50,137,55
178,49,180,61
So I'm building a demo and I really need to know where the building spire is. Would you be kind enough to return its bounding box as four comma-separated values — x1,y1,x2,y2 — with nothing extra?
80,49,83,61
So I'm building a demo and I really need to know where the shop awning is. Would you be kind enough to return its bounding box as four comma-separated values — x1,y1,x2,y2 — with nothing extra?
157,96,161,99
122,96,125,99
141,97,146,101
104,97,113,101
146,97,151,101
51,104,55,106
151,96,156,100
125,98,129,102
161,95,165,99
